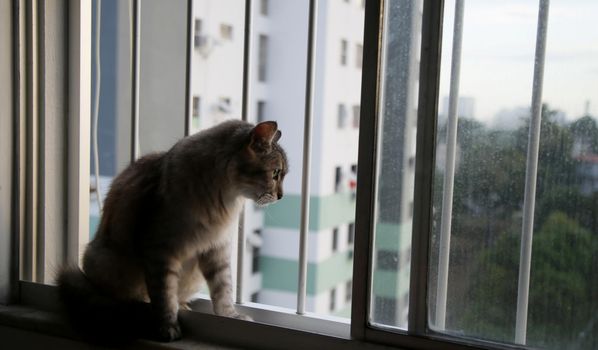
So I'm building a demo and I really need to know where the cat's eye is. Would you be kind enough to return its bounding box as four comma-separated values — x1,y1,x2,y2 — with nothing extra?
272,168,281,179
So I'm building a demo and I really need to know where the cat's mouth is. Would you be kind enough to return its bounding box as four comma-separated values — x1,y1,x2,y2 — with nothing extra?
256,193,278,207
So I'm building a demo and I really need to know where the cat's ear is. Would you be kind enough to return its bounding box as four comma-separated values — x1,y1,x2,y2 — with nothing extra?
249,121,278,153
273,130,282,143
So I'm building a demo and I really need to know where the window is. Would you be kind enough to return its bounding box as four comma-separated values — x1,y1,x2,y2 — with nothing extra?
337,103,347,128
376,251,399,271
260,0,268,16
220,23,233,40
217,97,232,114
355,43,363,69
8,1,597,350
340,39,348,66
192,96,200,118
192,96,201,129
334,166,342,193
252,247,260,274
258,34,268,82
332,227,339,252
256,100,266,123
347,223,355,244
345,280,352,303
329,288,336,312
194,19,204,48
352,105,360,128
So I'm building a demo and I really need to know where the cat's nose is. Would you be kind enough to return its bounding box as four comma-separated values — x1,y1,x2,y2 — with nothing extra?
277,192,283,200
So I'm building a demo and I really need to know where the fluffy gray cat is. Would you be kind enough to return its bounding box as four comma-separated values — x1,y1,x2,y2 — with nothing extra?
58,120,288,343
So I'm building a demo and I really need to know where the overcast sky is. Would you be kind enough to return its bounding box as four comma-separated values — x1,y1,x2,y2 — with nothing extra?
438,0,598,124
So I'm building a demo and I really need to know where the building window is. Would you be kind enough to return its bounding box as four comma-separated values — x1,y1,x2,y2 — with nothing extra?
337,104,347,128
355,43,363,68
329,288,337,311
345,280,352,303
220,23,233,40
348,223,355,244
252,247,260,274
192,96,200,118
218,97,232,113
251,292,259,303
352,105,360,128
332,227,339,252
377,250,399,270
258,34,268,82
252,247,260,273
260,0,268,16
194,19,204,48
340,39,348,66
257,100,266,123
334,166,342,193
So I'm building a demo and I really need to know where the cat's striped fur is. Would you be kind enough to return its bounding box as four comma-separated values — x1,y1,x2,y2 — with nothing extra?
57,120,287,342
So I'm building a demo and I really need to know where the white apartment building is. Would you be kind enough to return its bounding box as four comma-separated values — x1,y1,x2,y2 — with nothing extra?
190,0,365,316
90,0,415,320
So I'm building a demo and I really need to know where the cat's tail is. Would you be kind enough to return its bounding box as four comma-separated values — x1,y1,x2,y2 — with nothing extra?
56,265,153,344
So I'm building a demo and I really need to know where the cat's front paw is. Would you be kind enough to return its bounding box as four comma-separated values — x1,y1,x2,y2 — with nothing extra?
232,313,253,322
156,322,182,342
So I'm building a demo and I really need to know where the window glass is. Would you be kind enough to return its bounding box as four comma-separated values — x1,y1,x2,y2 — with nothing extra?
428,1,598,349
369,0,422,330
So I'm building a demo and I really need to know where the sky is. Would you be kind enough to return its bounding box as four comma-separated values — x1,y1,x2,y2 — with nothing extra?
438,0,598,125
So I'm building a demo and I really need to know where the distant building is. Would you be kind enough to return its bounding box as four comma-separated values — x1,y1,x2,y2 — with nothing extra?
576,154,598,196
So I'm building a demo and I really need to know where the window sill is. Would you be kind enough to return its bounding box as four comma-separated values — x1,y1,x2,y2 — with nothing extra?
0,304,238,350
3,282,403,350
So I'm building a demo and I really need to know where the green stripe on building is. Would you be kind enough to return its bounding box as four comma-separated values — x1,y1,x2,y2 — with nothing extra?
260,251,354,295
264,193,356,231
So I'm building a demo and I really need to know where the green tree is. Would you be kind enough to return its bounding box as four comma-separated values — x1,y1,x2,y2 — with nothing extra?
458,212,598,349
434,106,598,349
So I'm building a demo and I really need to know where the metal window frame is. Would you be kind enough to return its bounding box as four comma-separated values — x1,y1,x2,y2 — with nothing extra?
1,0,17,305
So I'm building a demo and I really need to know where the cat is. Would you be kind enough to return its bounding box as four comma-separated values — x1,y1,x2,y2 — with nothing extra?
57,120,287,343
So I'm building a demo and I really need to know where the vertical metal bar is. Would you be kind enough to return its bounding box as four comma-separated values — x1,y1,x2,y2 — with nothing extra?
184,0,193,137
67,0,91,264
130,0,140,162
16,0,27,282
236,0,253,304
92,0,103,211
409,0,445,334
297,0,318,315
236,209,246,304
24,0,38,282
0,0,16,303
35,0,45,283
515,0,550,344
434,0,464,330
350,0,383,339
